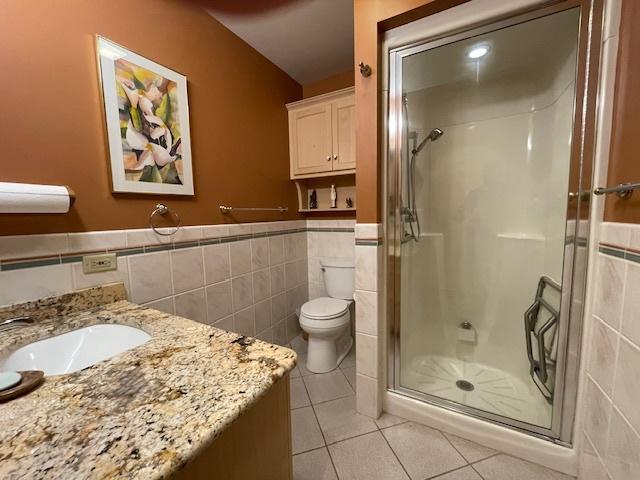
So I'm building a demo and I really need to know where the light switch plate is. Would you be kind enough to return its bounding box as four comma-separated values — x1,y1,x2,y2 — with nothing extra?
82,253,117,274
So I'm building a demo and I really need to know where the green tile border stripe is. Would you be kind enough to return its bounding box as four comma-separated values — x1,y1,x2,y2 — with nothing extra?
0,256,62,271
599,246,626,259
565,235,588,246
0,226,355,272
355,239,383,246
599,244,640,264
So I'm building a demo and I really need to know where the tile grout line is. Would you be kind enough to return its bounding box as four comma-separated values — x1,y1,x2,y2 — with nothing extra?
469,452,501,466
469,462,487,480
378,424,412,480
425,463,476,480
440,430,472,466
305,377,341,479
293,351,355,480
290,391,355,411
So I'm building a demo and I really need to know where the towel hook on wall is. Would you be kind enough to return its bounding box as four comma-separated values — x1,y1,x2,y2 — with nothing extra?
358,61,372,77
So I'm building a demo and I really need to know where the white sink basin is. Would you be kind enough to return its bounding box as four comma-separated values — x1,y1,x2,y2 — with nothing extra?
1,324,151,376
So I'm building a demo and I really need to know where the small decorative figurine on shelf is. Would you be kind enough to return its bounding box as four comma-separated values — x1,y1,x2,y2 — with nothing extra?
330,184,337,208
309,189,318,209
345,197,353,208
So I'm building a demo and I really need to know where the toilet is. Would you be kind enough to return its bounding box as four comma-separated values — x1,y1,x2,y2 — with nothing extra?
299,259,355,373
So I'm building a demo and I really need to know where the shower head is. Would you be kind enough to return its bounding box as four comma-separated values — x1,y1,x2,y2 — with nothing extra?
428,128,444,141
412,128,444,155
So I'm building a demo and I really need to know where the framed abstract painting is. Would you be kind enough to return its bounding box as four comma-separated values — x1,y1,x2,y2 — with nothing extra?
96,36,194,195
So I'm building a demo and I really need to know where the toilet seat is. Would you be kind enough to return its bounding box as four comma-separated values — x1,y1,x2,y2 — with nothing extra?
299,297,351,331
301,297,350,319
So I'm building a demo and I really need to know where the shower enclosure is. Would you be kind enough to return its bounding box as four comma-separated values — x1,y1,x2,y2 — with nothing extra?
387,1,599,443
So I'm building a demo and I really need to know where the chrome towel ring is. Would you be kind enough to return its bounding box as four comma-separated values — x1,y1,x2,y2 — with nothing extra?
149,203,181,236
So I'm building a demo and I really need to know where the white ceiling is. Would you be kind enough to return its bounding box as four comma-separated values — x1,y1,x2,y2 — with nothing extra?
206,0,354,85
402,7,579,93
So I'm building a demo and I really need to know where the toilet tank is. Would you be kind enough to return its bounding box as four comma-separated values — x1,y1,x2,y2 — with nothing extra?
321,259,355,300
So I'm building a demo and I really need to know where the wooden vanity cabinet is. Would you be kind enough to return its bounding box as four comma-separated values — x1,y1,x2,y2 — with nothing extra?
173,375,292,480
287,87,355,178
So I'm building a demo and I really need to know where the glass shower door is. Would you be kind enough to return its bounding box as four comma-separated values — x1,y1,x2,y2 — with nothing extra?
389,7,584,435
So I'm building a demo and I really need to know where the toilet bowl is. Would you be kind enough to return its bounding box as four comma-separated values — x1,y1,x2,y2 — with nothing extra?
298,259,355,373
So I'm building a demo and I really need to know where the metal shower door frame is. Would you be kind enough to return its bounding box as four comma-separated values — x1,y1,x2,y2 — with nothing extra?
386,0,602,444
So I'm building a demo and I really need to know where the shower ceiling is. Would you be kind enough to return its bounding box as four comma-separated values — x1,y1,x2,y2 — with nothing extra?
402,11,578,93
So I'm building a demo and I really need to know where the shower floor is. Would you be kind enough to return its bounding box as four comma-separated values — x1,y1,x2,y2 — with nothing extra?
402,354,552,427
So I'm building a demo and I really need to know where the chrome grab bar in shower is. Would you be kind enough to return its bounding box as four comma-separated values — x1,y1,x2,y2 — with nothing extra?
524,275,561,405
593,182,640,199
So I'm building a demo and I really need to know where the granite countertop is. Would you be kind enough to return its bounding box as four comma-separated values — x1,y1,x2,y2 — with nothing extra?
0,283,296,480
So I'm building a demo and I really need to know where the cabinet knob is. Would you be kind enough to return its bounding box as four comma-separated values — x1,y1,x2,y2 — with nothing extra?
333,154,337,160
326,155,331,161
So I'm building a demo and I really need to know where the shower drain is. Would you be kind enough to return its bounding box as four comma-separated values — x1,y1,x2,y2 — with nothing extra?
455,380,475,392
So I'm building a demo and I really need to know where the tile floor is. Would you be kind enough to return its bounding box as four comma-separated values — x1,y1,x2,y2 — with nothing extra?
287,335,575,480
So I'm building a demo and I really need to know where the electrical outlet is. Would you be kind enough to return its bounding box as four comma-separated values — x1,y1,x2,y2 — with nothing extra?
82,253,117,274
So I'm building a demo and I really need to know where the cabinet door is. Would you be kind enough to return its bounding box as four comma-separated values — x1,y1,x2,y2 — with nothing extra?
289,104,333,176
331,96,356,171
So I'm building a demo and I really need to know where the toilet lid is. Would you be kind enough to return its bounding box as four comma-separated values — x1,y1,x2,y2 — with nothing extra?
301,298,350,320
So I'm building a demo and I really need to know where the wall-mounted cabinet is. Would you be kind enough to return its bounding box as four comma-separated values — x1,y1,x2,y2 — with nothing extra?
287,87,355,179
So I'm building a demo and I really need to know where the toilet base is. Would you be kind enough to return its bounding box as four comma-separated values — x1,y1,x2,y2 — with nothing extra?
306,329,352,374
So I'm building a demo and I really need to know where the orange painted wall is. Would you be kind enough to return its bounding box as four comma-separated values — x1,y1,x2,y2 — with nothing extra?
353,0,469,223
303,69,354,98
0,0,302,235
604,0,640,223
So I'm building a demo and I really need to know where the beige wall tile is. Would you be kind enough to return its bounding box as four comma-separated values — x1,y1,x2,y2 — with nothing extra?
253,269,271,303
621,261,640,345
203,243,230,285
170,247,204,294
584,378,612,456
270,265,285,294
174,288,207,324
588,317,619,395
0,233,69,260
68,230,126,253
355,290,378,336
233,306,255,336
593,254,626,329
143,296,175,315
229,240,252,276
205,280,232,323
254,299,271,334
251,237,269,271
231,274,253,312
0,263,73,306
605,407,640,480
128,251,172,304
612,338,640,433
356,333,379,379
356,373,380,418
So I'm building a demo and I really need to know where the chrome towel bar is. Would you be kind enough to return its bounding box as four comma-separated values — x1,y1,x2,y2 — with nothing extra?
219,205,288,214
593,182,640,199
